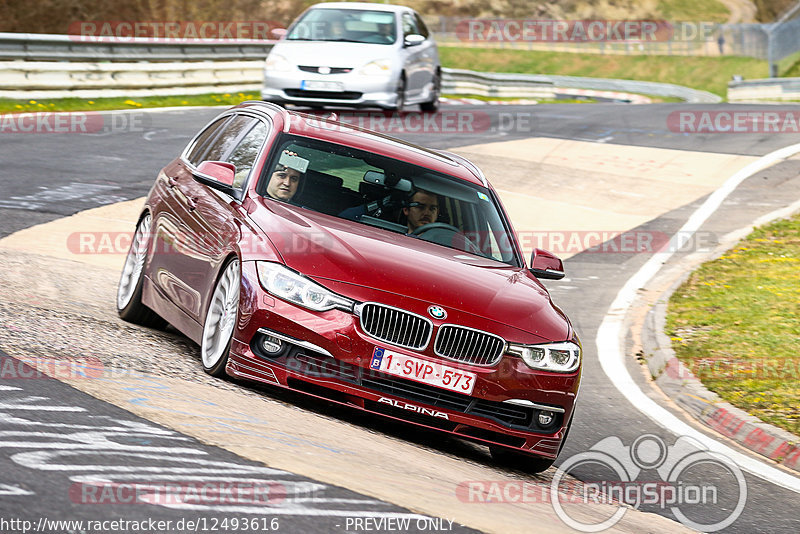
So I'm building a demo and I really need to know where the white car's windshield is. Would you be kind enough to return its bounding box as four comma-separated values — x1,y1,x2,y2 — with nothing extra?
259,134,521,267
287,9,397,45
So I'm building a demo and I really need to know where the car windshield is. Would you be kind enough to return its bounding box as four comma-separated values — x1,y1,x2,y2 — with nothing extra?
259,134,521,267
286,9,397,45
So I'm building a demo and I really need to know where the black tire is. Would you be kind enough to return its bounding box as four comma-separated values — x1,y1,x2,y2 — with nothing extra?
201,258,241,378
489,447,556,473
116,213,166,329
420,72,440,113
392,76,406,112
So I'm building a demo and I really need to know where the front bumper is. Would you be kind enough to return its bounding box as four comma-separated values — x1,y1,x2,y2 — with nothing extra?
262,71,398,109
229,262,580,458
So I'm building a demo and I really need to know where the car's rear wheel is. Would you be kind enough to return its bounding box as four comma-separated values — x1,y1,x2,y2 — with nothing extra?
116,213,166,328
201,258,240,378
420,72,440,113
489,447,556,473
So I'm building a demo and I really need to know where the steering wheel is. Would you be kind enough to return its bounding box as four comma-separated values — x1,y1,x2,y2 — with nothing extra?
411,223,482,254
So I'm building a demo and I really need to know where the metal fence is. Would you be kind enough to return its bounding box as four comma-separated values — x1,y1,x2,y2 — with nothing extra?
423,16,799,62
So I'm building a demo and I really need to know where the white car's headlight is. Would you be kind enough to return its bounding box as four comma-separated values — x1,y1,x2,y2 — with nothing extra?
256,262,354,312
265,54,292,72
357,59,392,76
506,341,581,373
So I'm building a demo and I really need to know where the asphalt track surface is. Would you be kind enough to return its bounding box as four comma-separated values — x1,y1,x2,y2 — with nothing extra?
1,103,800,533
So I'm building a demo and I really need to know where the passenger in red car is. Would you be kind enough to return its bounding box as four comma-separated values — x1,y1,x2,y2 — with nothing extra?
266,151,305,201
404,190,439,233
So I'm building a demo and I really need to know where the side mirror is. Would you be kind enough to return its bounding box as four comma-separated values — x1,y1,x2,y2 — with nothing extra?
270,28,287,40
197,161,236,186
404,34,425,47
529,248,565,280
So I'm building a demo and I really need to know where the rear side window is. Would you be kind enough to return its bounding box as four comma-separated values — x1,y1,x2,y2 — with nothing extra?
186,117,229,166
202,116,257,163
186,114,270,191
227,122,269,188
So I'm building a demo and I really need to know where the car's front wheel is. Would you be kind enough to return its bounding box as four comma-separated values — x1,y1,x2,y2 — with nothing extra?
116,213,166,328
392,76,406,111
201,258,241,377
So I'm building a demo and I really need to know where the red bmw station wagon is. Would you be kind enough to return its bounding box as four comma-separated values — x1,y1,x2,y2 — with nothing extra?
117,102,581,471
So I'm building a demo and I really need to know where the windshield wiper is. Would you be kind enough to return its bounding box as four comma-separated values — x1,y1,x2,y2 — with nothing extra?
320,38,366,43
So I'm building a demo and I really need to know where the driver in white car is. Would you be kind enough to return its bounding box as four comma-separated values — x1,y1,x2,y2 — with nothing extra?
403,189,439,233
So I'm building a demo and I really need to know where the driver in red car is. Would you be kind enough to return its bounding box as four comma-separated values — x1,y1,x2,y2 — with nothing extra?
403,189,439,233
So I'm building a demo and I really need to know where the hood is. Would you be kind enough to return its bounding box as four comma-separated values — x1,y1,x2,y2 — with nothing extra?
250,201,570,342
269,40,394,70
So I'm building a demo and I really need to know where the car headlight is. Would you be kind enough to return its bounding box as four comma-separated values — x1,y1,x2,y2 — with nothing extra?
357,59,392,76
256,262,355,312
265,54,292,73
506,341,581,373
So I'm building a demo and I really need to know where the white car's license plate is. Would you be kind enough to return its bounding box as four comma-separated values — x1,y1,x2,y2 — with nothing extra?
301,80,344,92
369,347,476,395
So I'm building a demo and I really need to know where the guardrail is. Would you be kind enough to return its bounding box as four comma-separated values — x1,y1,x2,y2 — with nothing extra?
0,32,275,61
0,32,721,103
728,77,800,102
443,68,722,103
0,60,264,99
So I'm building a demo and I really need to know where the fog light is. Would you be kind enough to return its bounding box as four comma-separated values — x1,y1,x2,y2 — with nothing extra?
261,335,283,354
538,411,555,426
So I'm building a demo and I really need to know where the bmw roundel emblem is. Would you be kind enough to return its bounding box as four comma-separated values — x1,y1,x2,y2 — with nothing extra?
428,305,447,320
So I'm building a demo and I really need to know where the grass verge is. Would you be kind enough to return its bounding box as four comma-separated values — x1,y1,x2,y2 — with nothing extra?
666,214,800,436
439,47,768,97
0,92,260,113
658,0,731,22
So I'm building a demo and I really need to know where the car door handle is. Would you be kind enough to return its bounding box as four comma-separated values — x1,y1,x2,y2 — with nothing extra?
167,175,179,188
186,197,197,211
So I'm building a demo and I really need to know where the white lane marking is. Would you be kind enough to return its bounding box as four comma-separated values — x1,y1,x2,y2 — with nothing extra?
0,483,33,495
0,386,22,391
0,396,86,412
0,389,402,517
596,142,800,493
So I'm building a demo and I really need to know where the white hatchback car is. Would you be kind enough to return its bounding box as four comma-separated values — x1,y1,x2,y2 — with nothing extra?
262,2,440,112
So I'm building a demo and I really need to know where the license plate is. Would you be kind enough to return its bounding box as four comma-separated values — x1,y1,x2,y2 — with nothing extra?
301,80,344,92
369,347,476,395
